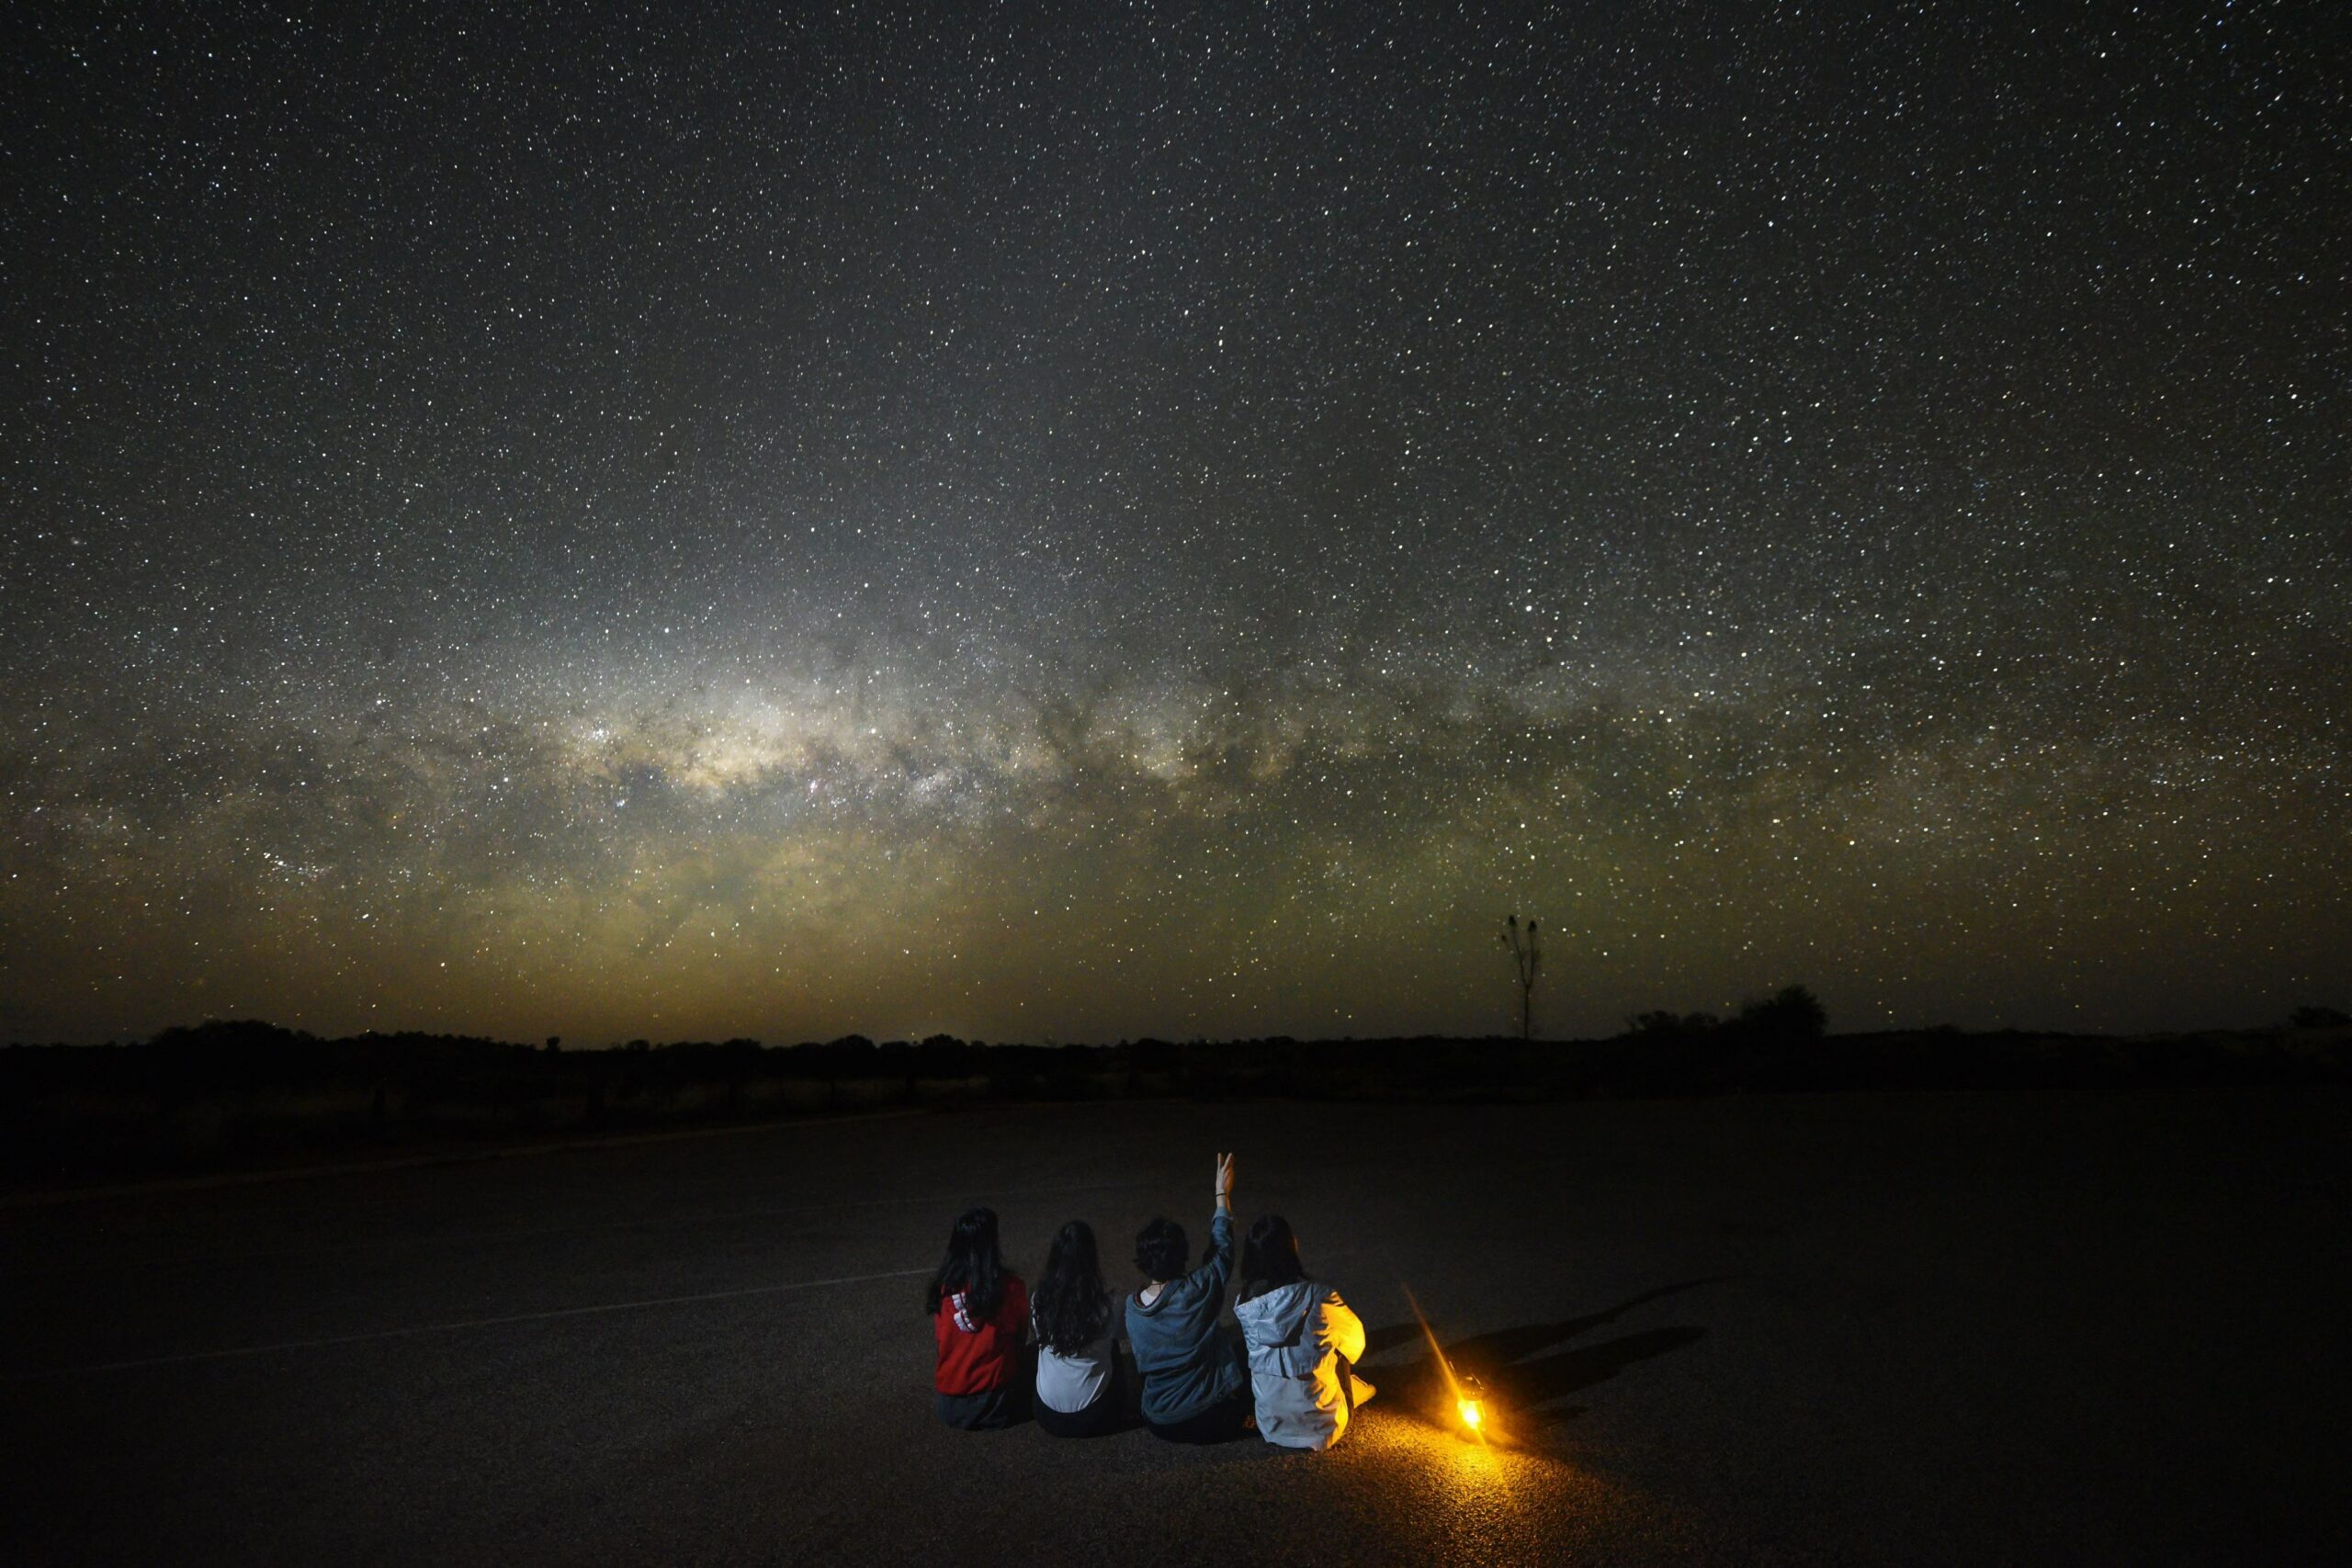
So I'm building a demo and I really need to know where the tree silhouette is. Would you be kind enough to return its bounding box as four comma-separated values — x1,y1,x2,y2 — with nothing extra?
1500,914,1542,1041
1736,984,1827,1041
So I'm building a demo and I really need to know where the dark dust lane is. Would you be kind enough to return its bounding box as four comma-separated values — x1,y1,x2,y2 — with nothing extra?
4,1091,2346,1565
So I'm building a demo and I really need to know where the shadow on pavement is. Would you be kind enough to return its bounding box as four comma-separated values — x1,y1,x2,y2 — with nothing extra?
1360,1276,1730,1429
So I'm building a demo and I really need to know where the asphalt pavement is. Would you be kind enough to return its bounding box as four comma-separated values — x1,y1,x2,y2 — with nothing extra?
4,1089,2346,1564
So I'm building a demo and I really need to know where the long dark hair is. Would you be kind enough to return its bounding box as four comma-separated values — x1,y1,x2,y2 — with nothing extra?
925,1205,1005,1324
1033,1219,1113,1354
1239,1213,1306,1301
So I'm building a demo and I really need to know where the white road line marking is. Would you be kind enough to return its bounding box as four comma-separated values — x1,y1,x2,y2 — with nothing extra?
16,1267,933,1380
1,1108,941,1209
16,1178,1156,1277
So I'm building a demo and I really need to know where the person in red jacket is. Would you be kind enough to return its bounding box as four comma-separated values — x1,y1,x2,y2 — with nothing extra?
927,1204,1032,1428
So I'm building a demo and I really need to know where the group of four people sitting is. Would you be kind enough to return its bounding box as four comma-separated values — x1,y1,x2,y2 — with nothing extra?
927,1152,1375,1449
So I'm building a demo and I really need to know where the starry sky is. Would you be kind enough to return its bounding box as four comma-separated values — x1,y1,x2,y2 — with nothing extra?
5,1,2345,1045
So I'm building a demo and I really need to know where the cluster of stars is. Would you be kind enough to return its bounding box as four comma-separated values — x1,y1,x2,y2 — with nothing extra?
2,2,2342,1043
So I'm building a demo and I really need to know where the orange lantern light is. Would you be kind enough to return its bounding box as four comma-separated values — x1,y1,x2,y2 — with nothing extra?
1454,1373,1489,1434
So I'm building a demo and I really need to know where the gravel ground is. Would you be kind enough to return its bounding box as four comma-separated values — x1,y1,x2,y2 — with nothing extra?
4,1089,2346,1565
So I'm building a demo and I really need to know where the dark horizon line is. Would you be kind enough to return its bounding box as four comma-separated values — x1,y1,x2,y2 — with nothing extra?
9,1013,2346,1054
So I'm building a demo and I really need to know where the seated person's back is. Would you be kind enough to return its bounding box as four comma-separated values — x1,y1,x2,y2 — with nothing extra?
1234,1213,1372,1450
1125,1153,1251,1441
928,1205,1030,1429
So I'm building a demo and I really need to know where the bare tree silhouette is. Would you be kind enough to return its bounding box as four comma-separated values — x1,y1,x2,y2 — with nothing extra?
1500,913,1542,1041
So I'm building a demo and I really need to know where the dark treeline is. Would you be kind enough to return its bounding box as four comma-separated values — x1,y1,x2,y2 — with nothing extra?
4,1012,2346,1184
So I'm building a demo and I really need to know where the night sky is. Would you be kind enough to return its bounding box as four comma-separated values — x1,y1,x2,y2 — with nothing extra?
5,2,2344,1046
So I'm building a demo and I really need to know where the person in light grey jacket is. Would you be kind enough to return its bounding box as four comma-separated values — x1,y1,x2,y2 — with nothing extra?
1233,1213,1374,1450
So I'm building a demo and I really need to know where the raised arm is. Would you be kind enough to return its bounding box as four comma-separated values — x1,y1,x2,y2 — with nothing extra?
1198,1151,1238,1290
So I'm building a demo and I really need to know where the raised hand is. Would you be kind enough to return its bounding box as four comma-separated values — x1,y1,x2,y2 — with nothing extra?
1215,1151,1236,1205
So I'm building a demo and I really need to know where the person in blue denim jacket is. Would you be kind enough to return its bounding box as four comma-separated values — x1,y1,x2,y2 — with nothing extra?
1125,1152,1253,1442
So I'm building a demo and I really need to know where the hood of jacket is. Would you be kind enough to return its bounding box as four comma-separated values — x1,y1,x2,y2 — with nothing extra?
1235,1280,1319,1348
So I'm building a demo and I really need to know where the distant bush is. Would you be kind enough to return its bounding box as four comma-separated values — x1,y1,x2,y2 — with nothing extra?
2290,1005,2349,1029
1625,1010,1719,1040
1735,985,1828,1043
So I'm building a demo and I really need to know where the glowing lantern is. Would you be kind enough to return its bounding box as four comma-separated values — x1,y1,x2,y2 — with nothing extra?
1401,1284,1494,1442
1454,1373,1489,1434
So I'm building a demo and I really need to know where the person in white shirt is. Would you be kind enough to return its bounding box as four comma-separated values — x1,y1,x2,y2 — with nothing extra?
1031,1219,1128,1437
1233,1213,1374,1450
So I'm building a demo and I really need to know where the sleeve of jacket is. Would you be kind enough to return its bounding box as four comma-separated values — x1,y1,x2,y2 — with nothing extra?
1195,1208,1235,1293
1318,1289,1367,1364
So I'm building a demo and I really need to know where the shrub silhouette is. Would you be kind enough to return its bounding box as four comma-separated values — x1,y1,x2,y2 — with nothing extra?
1626,1010,1719,1040
1734,985,1827,1042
